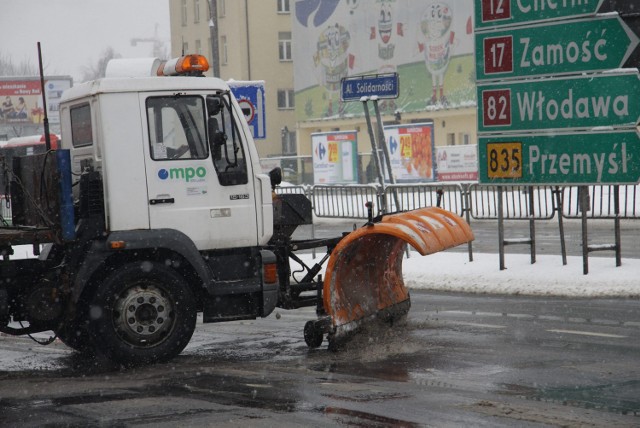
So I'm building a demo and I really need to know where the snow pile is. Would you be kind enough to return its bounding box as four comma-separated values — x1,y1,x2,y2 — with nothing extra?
403,251,640,298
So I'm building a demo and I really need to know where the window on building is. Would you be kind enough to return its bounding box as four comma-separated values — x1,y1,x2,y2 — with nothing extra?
447,133,455,146
194,0,200,23
277,0,290,13
218,0,226,17
459,133,470,146
282,129,296,155
182,42,189,54
195,39,202,55
181,0,188,26
278,32,292,61
277,89,295,110
221,35,228,65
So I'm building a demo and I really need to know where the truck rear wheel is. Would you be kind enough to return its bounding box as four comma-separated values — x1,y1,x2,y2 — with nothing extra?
88,261,197,366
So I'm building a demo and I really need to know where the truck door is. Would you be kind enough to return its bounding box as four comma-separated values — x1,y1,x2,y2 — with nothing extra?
142,92,259,250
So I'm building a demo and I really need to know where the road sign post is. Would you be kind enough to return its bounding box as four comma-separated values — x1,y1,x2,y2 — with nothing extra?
228,81,266,139
475,0,640,271
341,73,399,213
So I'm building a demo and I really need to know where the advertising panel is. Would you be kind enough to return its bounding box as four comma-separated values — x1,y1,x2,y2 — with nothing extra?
436,144,478,181
0,77,72,125
293,0,476,121
384,122,435,182
312,131,358,184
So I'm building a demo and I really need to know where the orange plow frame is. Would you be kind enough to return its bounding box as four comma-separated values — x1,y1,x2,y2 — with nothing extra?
322,207,474,343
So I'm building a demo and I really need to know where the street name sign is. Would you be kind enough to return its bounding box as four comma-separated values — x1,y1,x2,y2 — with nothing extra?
340,73,399,102
477,71,640,133
478,130,640,184
475,14,639,81
475,0,606,30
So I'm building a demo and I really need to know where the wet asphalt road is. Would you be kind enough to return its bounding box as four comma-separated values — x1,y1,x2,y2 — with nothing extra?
1,291,638,427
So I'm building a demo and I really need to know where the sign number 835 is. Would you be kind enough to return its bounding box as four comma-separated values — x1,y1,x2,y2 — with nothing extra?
487,142,522,179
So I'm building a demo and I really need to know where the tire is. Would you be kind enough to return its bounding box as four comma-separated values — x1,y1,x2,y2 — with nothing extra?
304,320,323,348
87,261,197,366
55,315,93,354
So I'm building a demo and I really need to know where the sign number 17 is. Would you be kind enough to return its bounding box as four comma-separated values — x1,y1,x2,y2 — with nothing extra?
483,36,513,74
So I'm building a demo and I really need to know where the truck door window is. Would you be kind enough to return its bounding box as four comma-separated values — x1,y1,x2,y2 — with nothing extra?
146,96,208,160
70,103,93,147
207,93,248,186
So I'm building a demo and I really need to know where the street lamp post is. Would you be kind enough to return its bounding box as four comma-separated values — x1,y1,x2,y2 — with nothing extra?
208,0,220,77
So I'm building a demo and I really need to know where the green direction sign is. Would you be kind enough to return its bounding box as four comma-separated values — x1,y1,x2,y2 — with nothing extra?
475,0,605,31
476,14,639,81
477,71,640,133
478,131,640,185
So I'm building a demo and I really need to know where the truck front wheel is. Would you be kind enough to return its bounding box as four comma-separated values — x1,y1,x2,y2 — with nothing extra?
88,261,197,366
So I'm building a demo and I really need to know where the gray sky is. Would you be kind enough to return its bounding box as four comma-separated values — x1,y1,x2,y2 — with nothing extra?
0,0,171,82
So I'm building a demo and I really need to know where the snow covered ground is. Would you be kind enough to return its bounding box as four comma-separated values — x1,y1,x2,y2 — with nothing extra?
299,250,640,298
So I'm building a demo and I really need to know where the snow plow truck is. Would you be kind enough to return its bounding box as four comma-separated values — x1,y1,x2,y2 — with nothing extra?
0,54,474,365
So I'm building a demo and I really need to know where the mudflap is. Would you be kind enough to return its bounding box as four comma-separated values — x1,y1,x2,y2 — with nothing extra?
321,207,474,348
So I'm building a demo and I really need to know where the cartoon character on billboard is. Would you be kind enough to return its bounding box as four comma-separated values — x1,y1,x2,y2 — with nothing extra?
368,0,404,111
419,2,454,107
313,23,350,116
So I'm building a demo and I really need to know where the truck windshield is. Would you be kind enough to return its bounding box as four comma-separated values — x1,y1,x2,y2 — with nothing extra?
146,95,209,160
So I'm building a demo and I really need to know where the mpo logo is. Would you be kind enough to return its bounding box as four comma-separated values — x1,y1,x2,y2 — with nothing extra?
158,167,207,182
315,142,327,160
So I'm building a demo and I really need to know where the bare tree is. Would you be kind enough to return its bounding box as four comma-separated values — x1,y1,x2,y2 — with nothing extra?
81,47,121,82
0,53,38,76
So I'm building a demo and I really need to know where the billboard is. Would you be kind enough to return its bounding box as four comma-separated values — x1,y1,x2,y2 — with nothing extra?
384,122,435,182
0,77,72,125
293,0,476,121
312,131,358,184
436,144,478,181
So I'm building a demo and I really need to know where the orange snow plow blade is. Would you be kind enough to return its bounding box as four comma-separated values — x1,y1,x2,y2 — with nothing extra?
323,207,474,342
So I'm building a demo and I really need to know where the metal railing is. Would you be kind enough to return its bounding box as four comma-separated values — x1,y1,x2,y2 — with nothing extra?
275,183,640,221
384,183,466,217
311,184,381,219
468,184,556,220
562,185,640,219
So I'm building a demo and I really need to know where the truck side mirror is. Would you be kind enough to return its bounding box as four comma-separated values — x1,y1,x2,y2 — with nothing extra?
269,167,282,190
206,96,222,116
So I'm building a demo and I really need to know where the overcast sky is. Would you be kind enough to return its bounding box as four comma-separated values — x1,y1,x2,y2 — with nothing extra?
0,0,171,82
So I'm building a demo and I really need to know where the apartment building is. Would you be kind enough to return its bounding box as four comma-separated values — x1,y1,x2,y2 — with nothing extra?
169,0,297,160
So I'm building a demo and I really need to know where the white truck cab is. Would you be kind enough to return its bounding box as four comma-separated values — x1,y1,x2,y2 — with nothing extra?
59,57,273,250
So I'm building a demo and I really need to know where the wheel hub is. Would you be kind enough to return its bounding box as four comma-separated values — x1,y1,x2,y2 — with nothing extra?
113,284,174,346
